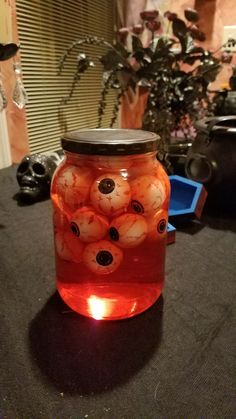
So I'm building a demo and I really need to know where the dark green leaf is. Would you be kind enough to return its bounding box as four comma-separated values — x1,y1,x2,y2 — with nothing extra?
183,55,203,65
117,68,137,89
100,49,126,71
197,58,222,82
185,34,195,53
132,35,143,52
154,35,175,55
184,8,199,22
0,43,19,61
172,18,187,39
115,41,129,58
144,47,154,58
133,50,145,61
188,46,205,54
190,28,206,42
178,35,188,54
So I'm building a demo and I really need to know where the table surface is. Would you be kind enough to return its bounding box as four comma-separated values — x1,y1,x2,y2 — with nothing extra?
0,165,235,419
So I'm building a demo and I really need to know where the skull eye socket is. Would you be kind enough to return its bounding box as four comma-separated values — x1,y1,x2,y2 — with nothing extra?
18,161,29,175
32,162,46,176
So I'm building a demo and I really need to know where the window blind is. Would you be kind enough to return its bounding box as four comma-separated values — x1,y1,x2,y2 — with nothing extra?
16,0,117,154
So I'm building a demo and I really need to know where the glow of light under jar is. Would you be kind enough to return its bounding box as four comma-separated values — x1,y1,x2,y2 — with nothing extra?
88,295,111,320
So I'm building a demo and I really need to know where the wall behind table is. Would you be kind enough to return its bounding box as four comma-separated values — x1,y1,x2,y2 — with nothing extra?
0,0,29,163
168,0,236,89
194,0,236,89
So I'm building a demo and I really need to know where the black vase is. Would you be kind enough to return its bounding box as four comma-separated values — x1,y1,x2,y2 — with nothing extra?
229,75,236,91
213,90,236,116
185,116,236,212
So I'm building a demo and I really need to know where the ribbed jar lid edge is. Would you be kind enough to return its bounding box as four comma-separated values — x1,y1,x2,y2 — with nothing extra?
61,128,159,156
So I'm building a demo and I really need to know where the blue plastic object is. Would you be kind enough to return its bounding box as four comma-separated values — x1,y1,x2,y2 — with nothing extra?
167,222,176,245
169,175,207,220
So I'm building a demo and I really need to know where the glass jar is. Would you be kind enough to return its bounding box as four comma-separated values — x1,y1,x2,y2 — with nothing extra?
51,129,170,320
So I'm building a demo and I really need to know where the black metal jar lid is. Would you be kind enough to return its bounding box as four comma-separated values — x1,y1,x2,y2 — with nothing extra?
61,129,159,156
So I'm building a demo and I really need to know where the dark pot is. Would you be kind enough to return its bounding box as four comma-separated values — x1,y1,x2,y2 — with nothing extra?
229,75,236,91
213,90,236,116
185,116,236,211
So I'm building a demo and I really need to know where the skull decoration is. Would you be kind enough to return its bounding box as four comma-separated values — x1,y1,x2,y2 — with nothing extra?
16,150,64,203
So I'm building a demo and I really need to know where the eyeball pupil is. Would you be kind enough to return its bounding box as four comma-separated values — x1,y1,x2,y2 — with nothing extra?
70,222,80,237
98,178,115,194
131,200,144,214
157,219,166,233
109,227,119,242
96,250,113,266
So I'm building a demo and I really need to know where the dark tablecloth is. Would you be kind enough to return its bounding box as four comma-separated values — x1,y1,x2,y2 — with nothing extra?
0,165,235,419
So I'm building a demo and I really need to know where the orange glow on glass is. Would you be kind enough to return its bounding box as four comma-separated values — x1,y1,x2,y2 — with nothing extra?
88,295,109,320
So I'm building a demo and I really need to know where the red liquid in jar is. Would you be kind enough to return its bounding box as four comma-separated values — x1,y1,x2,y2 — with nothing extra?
51,153,170,320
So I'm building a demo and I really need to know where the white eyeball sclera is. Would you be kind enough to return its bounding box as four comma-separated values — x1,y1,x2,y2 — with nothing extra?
70,206,109,243
109,213,148,248
55,230,84,263
130,175,165,215
53,203,70,231
91,156,132,171
90,173,131,217
82,240,123,274
147,209,168,240
55,164,93,211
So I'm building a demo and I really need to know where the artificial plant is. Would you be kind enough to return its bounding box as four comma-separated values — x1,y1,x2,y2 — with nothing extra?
58,8,235,163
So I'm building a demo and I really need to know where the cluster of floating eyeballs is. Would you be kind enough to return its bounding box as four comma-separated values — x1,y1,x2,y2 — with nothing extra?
53,164,168,274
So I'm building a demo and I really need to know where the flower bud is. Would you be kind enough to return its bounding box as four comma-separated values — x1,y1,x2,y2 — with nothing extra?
133,24,144,35
146,20,161,32
140,10,159,21
221,52,233,64
164,11,178,21
190,27,206,41
118,27,129,42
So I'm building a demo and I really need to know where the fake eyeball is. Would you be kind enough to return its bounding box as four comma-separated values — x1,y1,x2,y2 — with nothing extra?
83,240,123,275
147,209,168,241
91,156,132,171
55,164,93,211
90,173,131,217
130,175,165,215
151,164,170,206
109,213,148,248
52,195,70,231
53,204,70,231
55,230,84,263
70,206,109,243
129,158,156,179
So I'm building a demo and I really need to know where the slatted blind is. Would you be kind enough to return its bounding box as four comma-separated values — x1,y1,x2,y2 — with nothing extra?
16,0,117,154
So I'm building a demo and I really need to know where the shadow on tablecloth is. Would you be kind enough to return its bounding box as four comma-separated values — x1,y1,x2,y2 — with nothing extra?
29,292,163,395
